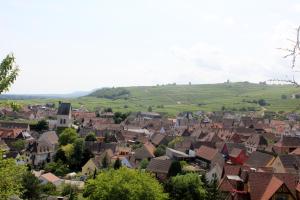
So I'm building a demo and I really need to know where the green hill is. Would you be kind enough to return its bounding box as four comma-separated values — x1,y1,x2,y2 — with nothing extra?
8,82,300,117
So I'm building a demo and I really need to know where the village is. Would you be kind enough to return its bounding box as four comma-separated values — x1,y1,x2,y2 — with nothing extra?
1,100,300,199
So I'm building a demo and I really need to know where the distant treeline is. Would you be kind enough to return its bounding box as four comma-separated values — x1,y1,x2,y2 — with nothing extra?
88,88,130,100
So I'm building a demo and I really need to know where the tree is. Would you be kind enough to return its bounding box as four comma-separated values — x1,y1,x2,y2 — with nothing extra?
85,132,97,141
154,145,166,157
258,99,267,106
0,155,26,200
62,144,75,161
168,161,182,177
40,182,57,196
113,112,130,124
44,160,69,177
34,120,49,132
59,128,78,146
0,54,19,94
70,138,84,170
281,94,288,100
11,139,26,152
148,106,153,112
101,153,109,169
113,157,122,169
61,184,79,200
166,173,206,200
104,107,113,112
83,168,168,200
21,171,42,200
139,158,149,169
206,174,224,200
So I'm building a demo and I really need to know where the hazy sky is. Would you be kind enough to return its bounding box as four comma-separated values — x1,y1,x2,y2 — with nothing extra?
1,0,300,94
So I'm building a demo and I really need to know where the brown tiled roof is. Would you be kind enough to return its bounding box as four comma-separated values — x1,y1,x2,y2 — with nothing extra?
277,154,300,169
248,172,298,200
146,158,172,174
0,128,23,139
245,134,268,147
244,151,274,168
275,136,300,147
134,143,155,160
290,147,300,155
223,165,241,177
0,121,29,130
196,145,218,161
150,133,165,146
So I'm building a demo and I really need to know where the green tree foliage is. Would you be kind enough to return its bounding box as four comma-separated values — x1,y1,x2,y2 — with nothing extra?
7,101,22,112
168,137,183,149
11,139,26,152
83,168,168,200
0,54,19,94
33,120,49,132
0,155,26,200
281,94,288,99
139,158,149,169
166,173,206,200
70,138,85,170
148,106,153,112
101,153,109,169
85,132,97,141
205,174,224,200
61,184,79,200
104,107,113,112
168,161,182,177
89,88,130,100
113,157,122,170
44,160,70,177
59,128,78,146
113,112,130,124
40,182,57,196
258,99,267,106
154,145,166,157
21,171,42,200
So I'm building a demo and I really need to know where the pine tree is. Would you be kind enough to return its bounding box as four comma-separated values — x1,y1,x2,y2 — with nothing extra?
114,157,122,169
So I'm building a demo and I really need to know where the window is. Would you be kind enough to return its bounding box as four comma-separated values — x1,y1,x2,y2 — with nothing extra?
275,194,288,200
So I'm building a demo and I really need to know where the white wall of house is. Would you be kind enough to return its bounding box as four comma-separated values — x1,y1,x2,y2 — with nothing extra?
57,114,72,128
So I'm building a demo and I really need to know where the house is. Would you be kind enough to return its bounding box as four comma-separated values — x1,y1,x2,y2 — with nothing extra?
244,151,275,169
0,128,26,139
0,121,30,131
270,154,300,174
137,112,161,120
81,150,113,175
146,156,172,180
206,163,223,183
150,133,169,146
228,147,248,165
273,136,300,154
195,145,224,169
133,142,155,161
39,172,63,186
25,131,58,166
165,147,191,160
219,171,299,200
244,134,268,153
247,172,298,200
57,102,72,128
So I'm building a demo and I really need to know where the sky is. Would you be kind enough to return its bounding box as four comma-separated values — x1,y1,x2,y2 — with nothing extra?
1,0,300,94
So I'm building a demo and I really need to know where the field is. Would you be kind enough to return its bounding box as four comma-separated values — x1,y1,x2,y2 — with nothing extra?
5,82,300,117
